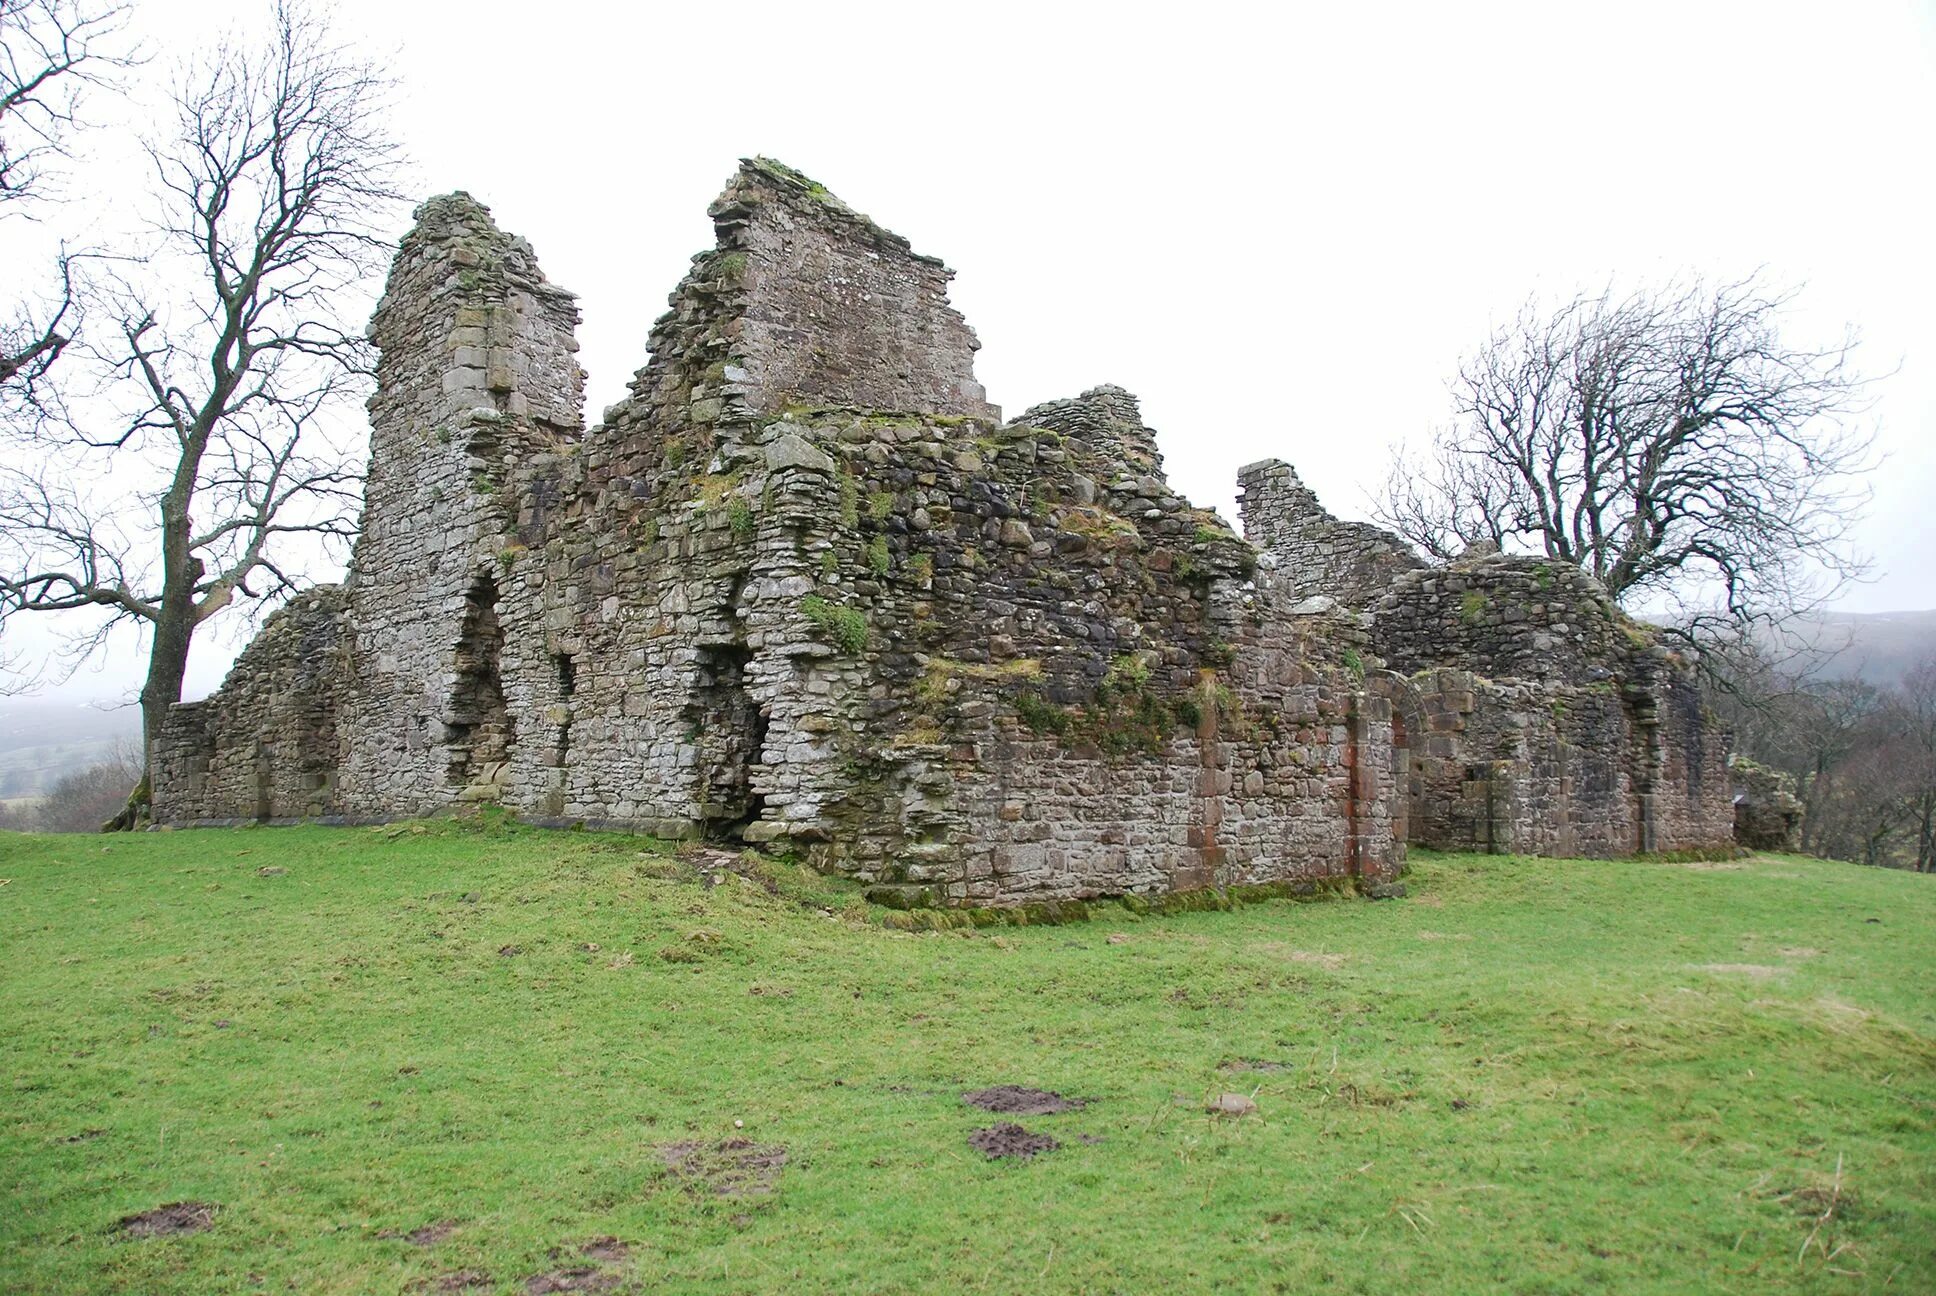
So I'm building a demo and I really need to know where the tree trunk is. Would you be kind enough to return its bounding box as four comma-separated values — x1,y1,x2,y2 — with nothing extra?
104,489,200,831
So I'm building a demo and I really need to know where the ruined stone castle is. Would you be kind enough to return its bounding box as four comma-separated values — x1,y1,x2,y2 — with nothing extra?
152,159,1736,906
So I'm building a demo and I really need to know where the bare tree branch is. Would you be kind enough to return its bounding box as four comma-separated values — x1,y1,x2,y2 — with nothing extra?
0,1,134,407
0,0,132,206
1376,276,1878,639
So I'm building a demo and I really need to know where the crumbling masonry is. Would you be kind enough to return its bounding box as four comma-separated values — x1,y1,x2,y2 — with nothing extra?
153,160,1736,904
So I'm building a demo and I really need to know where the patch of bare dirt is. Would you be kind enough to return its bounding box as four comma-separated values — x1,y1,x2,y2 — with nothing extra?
962,1085,1085,1115
521,1269,619,1295
578,1237,630,1264
968,1123,1060,1159
657,1138,788,1197
118,1201,216,1237
379,1220,460,1246
412,1272,492,1294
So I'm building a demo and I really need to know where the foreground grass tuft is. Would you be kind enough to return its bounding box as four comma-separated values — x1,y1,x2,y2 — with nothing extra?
2,825,1932,1294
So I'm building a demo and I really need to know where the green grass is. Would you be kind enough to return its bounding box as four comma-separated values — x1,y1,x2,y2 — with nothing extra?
2,825,1933,1294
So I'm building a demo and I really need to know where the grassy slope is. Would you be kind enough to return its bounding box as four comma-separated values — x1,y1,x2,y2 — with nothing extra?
1,824,1932,1295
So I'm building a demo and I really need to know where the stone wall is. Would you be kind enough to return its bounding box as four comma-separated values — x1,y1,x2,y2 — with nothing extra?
1237,458,1422,604
153,155,1732,895
154,587,350,823
715,158,998,422
1731,756,1803,852
1363,556,1734,855
153,160,1404,907
1371,554,1632,685
330,192,585,820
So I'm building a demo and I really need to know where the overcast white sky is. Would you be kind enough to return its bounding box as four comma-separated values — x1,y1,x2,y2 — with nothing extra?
10,0,1936,703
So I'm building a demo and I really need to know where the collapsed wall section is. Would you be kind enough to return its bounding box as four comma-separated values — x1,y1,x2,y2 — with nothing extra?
759,388,1400,905
1368,556,1734,855
1730,756,1804,851
153,588,350,824
1237,458,1422,604
1371,555,1632,685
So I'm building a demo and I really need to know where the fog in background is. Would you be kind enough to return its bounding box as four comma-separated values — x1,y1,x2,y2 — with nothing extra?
6,0,1933,710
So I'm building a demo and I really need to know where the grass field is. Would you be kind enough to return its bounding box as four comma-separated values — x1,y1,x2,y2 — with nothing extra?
2,821,1932,1294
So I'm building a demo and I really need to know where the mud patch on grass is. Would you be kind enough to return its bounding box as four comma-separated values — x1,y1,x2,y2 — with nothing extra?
521,1269,619,1294
382,1220,458,1247
657,1138,788,1197
968,1123,1060,1159
412,1272,491,1294
578,1237,630,1263
962,1085,1085,1115
118,1201,216,1237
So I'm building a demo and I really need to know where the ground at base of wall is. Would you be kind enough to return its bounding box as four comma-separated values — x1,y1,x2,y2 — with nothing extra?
152,807,1409,924
4,828,1930,1295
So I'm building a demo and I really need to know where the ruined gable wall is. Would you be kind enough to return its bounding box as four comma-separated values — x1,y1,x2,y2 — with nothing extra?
711,159,998,421
1237,458,1423,604
155,194,587,826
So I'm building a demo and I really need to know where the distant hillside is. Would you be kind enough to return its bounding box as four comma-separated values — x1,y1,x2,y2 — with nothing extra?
1784,609,1936,687
0,699,141,805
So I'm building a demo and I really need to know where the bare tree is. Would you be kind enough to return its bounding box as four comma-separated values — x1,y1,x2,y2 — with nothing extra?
1377,276,1876,636
1,0,132,398
0,1,402,825
23,736,141,831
